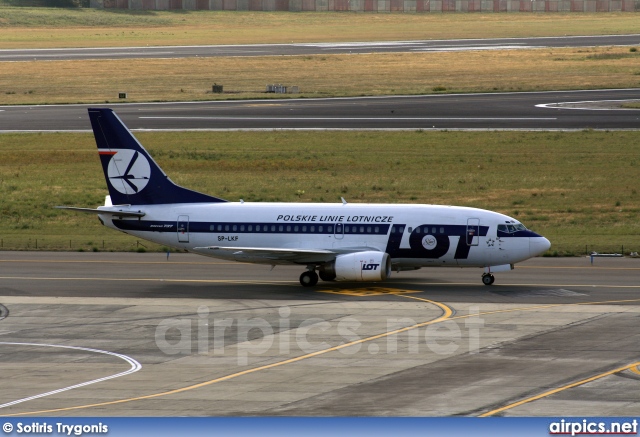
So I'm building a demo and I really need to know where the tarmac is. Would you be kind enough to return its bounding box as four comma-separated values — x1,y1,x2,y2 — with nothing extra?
0,252,639,417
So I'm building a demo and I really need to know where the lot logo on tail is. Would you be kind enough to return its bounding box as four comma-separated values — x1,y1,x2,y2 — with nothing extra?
107,149,151,194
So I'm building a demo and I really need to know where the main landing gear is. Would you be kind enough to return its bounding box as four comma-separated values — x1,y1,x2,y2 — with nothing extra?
482,273,495,286
300,270,319,287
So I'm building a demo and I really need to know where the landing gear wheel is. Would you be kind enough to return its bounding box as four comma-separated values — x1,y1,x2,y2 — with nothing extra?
482,273,495,286
300,271,319,287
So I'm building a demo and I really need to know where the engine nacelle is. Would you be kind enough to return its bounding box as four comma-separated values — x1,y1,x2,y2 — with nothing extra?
320,251,391,282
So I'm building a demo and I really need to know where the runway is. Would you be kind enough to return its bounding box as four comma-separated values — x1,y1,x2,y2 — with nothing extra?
1,89,640,132
1,252,639,416
0,35,638,62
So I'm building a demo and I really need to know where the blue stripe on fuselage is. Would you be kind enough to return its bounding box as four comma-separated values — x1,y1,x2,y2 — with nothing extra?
112,220,390,235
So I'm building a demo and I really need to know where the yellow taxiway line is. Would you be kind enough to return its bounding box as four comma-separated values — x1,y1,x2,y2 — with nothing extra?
0,259,234,265
480,361,640,417
3,290,640,417
1,296,453,417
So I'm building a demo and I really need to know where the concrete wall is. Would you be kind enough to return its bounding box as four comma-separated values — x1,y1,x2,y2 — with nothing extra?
92,0,639,9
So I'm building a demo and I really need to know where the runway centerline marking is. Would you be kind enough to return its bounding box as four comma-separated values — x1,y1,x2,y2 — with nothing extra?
0,342,141,410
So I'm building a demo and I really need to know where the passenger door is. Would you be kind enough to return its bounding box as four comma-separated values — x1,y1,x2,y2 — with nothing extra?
177,215,189,243
466,218,480,246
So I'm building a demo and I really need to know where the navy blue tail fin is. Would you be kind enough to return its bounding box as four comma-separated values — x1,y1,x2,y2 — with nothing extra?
88,108,227,206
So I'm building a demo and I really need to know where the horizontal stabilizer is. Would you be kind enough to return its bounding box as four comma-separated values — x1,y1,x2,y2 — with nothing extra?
55,206,146,218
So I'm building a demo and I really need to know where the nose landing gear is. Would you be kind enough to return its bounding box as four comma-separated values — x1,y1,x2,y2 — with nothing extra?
482,273,495,286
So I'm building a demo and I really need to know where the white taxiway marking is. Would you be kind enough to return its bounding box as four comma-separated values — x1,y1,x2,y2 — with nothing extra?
139,116,557,121
413,45,545,52
536,100,640,110
0,342,142,409
0,52,175,59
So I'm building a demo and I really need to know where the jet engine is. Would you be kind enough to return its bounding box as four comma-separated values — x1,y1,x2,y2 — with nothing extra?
319,251,391,282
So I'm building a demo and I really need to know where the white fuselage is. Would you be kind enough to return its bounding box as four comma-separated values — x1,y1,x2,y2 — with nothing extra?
99,202,548,269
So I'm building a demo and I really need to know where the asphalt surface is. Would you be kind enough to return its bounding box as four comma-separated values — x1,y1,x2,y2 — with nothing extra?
1,35,639,62
2,89,639,131
0,253,639,416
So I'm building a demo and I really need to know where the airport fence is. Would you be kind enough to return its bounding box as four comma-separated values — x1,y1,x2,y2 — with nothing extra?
0,237,167,253
92,0,640,12
543,244,638,258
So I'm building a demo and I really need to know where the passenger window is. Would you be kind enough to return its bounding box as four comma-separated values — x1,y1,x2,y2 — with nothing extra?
367,226,371,233
217,225,222,231
286,226,291,232
233,225,237,231
248,225,252,232
310,226,315,232
399,226,405,233
392,226,396,233
375,226,379,233
360,226,364,233
225,225,229,232
240,225,245,232
294,225,299,232
319,225,324,232
256,225,261,232
302,226,307,232
279,225,283,232
440,227,444,234
408,227,413,233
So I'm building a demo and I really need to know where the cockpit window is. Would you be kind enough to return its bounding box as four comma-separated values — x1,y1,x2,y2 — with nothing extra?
498,223,528,233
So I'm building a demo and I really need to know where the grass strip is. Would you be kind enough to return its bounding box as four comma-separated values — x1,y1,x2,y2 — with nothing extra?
1,46,640,105
0,130,639,255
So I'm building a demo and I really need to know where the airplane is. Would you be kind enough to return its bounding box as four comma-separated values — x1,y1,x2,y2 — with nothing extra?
58,108,551,287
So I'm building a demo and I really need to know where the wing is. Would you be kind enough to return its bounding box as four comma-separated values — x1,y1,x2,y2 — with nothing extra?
193,246,369,265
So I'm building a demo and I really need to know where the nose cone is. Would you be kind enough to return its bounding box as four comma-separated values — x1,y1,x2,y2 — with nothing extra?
530,237,551,257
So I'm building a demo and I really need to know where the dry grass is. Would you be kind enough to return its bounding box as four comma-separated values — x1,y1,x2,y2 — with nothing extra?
1,46,640,104
0,10,639,49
